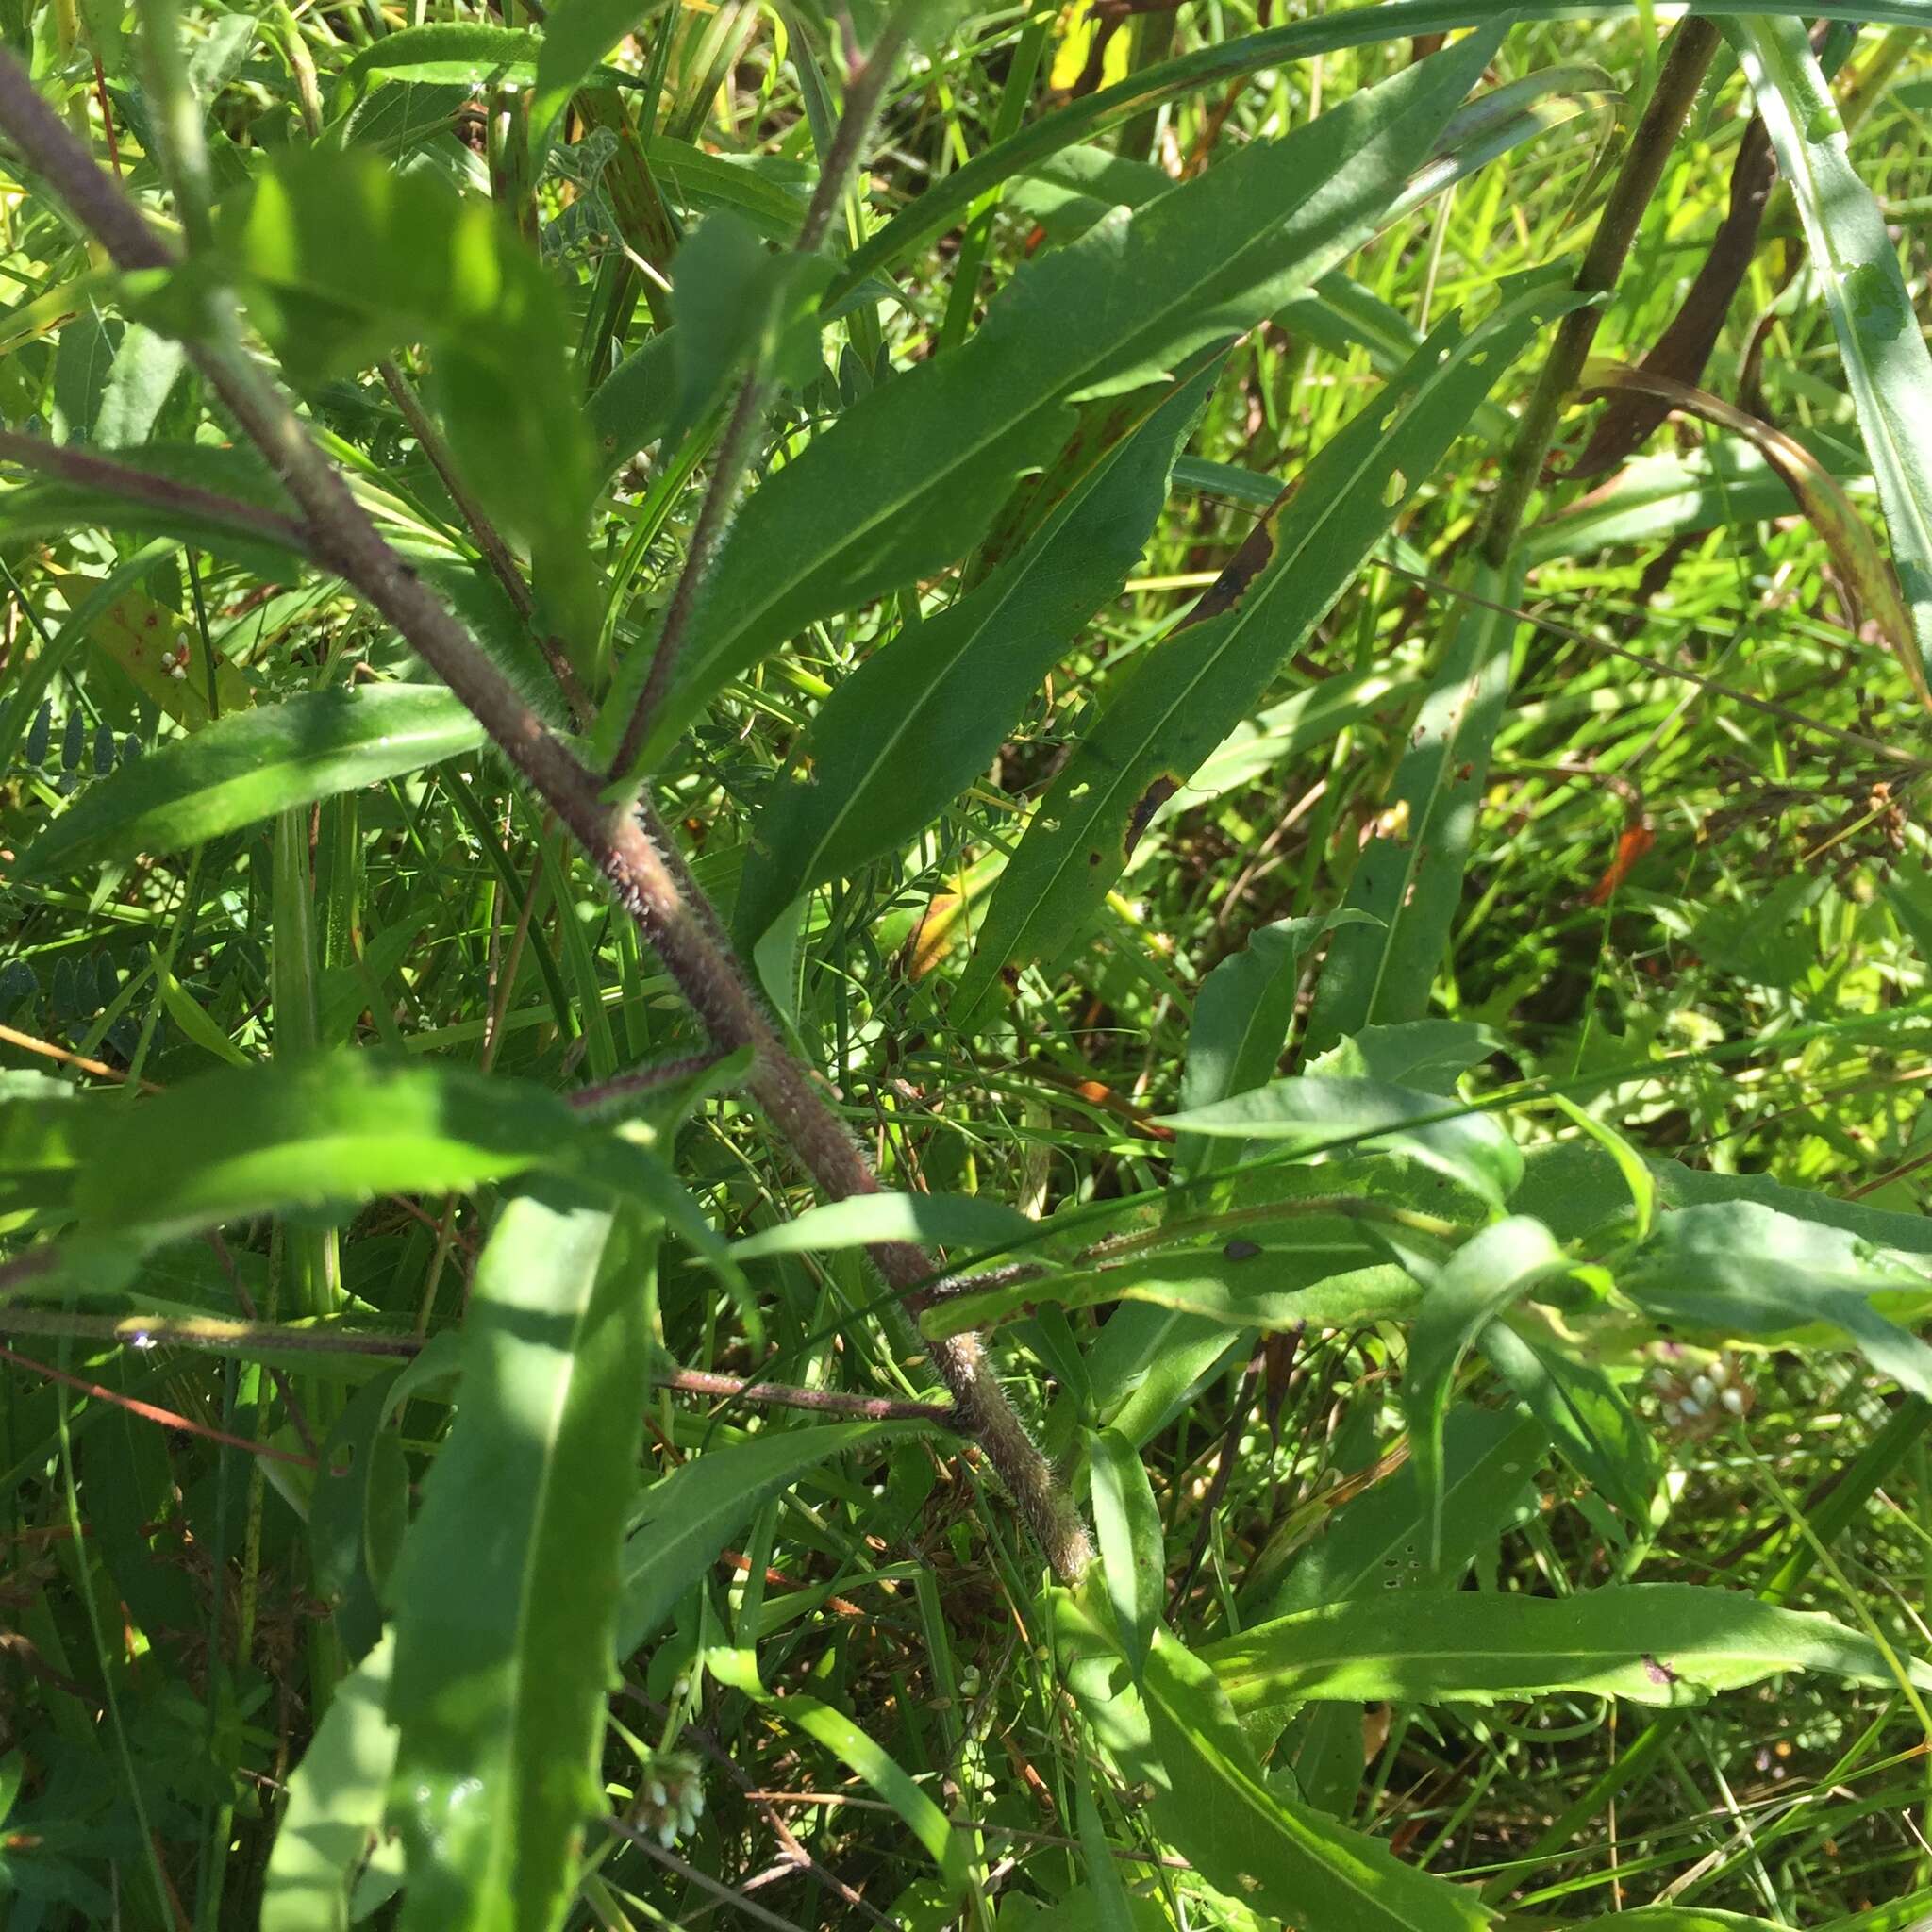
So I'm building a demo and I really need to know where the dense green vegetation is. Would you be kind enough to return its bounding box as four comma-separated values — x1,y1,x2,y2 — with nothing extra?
3,0,1932,1924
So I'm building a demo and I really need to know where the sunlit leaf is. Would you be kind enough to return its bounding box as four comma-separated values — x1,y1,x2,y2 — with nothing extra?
733,352,1220,945
1205,1584,1932,1712
387,1180,654,1931
1402,1217,1569,1564
614,1422,930,1653
607,26,1508,769
1618,1201,1932,1400
21,686,486,876
1088,1426,1165,1682
262,1631,402,1932
65,1053,683,1252
1156,1076,1522,1210
731,1188,1035,1261
950,288,1554,1017
1728,16,1932,688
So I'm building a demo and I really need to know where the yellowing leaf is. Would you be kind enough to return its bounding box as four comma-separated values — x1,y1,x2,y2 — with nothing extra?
51,570,255,728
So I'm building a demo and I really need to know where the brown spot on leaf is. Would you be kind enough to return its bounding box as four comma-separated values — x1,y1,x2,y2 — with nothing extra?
1187,488,1292,626
1642,1654,1678,1686
1123,775,1180,859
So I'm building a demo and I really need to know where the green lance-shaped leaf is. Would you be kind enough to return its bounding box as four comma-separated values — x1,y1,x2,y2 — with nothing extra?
336,23,543,92
1073,1777,1138,1932
587,327,676,483
1053,1153,1494,1448
732,351,1222,946
663,211,833,450
0,1072,94,1222
1128,670,1416,857
98,318,180,442
310,1372,412,1666
648,135,814,239
1403,1216,1570,1567
607,25,1507,770
220,147,595,646
949,288,1553,1023
1175,912,1378,1180
19,686,486,877
1823,1897,1932,1932
1525,435,1874,563
263,1630,403,1932
1573,1912,1794,1932
1203,1583,1932,1714
386,1180,653,1932
1263,1404,1546,1617
1309,1019,1502,1095
1727,16,1932,686
1617,1201,1932,1401
730,1188,1036,1261
1304,550,1524,1055
613,1420,932,1653
0,442,305,578
1517,1137,1932,1260
831,0,1932,295
1136,1627,1491,1932
1155,1076,1522,1212
924,1238,1419,1342
64,1053,685,1255
1012,68,1605,269
1087,1426,1165,1683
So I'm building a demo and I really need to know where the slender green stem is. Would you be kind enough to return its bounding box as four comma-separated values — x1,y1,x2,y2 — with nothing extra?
272,1,324,140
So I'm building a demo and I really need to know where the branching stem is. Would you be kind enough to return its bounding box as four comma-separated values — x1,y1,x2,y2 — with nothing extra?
0,42,1093,1584
605,8,914,786
0,1304,958,1421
